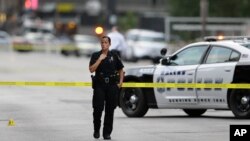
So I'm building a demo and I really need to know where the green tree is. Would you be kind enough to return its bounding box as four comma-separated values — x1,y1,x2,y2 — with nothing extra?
209,0,250,17
168,0,200,16
117,12,138,31
168,0,250,17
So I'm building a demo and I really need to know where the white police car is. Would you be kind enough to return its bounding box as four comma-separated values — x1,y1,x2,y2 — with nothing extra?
119,38,250,119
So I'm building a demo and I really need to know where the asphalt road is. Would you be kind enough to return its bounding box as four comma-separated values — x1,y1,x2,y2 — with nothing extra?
0,51,249,141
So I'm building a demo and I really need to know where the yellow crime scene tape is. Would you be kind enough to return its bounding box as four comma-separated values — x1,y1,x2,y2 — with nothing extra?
13,44,77,51
0,81,250,89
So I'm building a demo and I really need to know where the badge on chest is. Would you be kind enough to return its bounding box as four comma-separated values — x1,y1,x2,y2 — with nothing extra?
109,56,113,63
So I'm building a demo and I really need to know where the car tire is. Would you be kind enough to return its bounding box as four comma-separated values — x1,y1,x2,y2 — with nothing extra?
183,109,207,117
119,87,148,117
61,50,69,56
74,50,81,57
130,57,138,62
229,89,250,119
124,46,138,62
124,55,138,62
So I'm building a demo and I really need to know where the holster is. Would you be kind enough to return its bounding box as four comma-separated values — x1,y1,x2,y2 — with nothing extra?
91,75,96,89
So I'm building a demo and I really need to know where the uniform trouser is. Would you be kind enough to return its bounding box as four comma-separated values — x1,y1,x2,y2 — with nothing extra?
92,84,119,136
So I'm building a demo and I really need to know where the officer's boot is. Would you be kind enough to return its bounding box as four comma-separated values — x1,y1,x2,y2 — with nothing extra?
103,108,114,140
93,108,103,139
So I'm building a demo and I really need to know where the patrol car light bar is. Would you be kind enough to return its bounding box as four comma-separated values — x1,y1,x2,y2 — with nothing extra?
204,36,250,42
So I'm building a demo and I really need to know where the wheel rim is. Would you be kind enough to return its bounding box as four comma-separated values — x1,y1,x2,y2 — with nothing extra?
122,88,139,111
235,92,250,113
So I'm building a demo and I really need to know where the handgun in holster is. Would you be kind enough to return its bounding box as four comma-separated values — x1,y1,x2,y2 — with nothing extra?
91,75,96,89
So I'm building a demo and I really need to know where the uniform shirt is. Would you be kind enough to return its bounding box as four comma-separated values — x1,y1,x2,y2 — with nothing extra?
89,51,124,76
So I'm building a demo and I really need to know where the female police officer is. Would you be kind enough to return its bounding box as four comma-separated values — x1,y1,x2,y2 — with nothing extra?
89,36,124,140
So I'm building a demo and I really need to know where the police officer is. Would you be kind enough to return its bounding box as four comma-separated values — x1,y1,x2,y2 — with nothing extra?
89,36,124,140
107,26,127,57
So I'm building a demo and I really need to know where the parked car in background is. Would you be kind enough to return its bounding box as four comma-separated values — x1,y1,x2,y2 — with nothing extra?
0,31,12,51
74,34,99,57
122,29,167,63
12,32,58,52
12,18,57,52
59,35,77,56
12,35,33,52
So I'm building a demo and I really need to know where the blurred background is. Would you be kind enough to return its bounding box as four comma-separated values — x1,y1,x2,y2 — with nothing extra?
1,0,250,62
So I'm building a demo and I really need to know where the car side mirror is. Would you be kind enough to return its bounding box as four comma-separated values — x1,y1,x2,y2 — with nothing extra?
160,48,167,56
161,57,170,65
160,54,176,65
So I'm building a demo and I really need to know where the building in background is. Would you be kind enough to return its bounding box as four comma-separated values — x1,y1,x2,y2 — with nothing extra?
1,0,168,36
38,0,167,33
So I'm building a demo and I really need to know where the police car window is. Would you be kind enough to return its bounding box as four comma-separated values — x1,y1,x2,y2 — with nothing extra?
229,51,240,61
170,46,208,66
205,46,234,64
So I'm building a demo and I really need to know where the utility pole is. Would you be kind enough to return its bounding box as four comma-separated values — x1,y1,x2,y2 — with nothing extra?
0,0,6,25
107,0,117,28
0,0,5,11
200,0,208,38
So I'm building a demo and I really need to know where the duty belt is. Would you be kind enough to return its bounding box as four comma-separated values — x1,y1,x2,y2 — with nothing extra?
104,77,110,83
96,73,118,84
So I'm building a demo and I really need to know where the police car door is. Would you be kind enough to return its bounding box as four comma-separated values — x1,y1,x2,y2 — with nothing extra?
196,45,240,108
154,45,209,108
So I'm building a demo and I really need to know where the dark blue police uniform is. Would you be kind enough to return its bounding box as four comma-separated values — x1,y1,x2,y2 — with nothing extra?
89,50,124,139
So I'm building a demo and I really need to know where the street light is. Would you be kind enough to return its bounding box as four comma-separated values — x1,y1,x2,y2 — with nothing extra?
0,0,5,24
107,0,117,28
200,0,208,38
0,12,6,23
95,26,104,35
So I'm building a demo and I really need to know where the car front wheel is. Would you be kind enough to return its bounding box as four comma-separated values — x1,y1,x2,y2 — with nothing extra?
119,87,148,117
230,89,250,119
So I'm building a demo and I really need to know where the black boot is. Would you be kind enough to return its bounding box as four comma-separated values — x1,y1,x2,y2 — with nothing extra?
103,134,111,140
93,131,100,139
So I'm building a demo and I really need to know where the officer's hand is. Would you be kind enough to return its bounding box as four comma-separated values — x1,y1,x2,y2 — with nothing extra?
117,83,122,88
99,54,107,61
